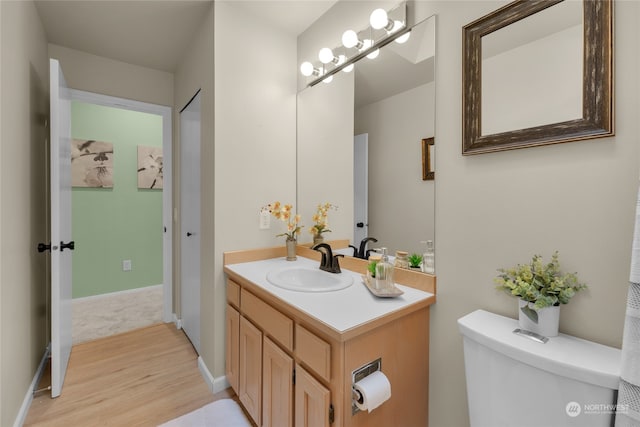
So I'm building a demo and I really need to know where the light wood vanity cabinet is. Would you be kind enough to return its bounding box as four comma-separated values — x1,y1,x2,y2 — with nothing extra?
225,270,432,427
239,315,263,424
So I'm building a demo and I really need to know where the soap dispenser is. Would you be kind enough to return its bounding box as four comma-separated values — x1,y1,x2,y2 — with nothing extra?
421,240,435,274
375,247,394,291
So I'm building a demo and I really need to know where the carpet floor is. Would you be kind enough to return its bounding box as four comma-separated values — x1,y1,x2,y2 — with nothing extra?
72,285,163,344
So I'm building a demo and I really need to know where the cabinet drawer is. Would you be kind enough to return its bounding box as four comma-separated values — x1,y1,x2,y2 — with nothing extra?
227,279,240,308
241,289,293,352
295,325,331,382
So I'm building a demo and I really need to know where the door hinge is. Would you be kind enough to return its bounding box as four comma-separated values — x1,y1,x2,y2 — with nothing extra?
329,403,335,424
292,367,296,385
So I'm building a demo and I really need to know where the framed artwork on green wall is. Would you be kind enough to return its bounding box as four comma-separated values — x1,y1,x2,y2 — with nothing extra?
71,139,114,188
137,145,163,189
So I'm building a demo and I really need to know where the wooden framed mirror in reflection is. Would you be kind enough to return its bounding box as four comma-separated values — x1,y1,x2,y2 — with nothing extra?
462,0,613,155
297,15,436,272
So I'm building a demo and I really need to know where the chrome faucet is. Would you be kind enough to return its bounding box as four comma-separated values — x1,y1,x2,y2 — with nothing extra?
312,243,343,273
349,237,378,259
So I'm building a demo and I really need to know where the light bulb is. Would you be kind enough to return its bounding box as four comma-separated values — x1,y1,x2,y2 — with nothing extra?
342,63,354,73
300,61,314,77
337,54,346,65
318,47,334,64
323,75,333,84
370,8,389,30
342,30,359,49
395,31,411,44
391,20,404,34
367,49,379,60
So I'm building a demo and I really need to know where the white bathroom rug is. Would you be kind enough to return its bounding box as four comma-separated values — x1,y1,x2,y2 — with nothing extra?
158,399,252,427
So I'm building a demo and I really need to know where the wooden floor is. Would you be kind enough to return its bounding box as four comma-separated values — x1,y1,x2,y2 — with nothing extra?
24,323,231,426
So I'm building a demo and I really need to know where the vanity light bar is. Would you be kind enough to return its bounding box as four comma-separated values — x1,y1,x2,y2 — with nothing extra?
301,1,408,87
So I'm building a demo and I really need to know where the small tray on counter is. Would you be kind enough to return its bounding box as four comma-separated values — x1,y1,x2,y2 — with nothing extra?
361,275,405,298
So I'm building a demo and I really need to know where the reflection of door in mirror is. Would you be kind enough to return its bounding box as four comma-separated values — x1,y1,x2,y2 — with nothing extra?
353,16,436,260
354,133,368,244
481,1,583,135
296,15,436,271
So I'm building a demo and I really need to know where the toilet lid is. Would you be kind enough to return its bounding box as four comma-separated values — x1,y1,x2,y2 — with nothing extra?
458,310,621,389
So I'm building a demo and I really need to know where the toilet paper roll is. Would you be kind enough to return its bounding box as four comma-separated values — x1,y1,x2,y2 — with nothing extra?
353,371,391,412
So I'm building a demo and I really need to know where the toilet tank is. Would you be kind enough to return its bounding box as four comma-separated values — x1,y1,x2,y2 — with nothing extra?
458,310,621,427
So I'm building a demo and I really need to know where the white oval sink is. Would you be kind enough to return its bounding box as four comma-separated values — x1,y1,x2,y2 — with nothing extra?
266,267,354,292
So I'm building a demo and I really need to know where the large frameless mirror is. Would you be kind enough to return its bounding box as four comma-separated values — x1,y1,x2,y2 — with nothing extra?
297,15,436,272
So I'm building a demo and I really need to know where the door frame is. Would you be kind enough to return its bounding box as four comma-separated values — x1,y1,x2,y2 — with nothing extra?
70,89,174,322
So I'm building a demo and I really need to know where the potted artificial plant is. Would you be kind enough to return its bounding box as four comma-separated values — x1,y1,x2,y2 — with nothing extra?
408,253,422,270
494,251,587,337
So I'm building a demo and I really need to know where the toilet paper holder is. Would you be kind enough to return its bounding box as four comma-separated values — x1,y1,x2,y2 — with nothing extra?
351,357,382,415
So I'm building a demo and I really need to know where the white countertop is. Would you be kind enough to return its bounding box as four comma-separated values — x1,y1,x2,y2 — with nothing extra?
225,256,434,334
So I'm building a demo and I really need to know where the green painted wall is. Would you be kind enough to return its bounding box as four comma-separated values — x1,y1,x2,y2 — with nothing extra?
71,101,163,298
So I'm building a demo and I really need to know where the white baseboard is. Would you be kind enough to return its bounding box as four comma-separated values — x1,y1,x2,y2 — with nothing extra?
72,284,163,303
197,356,230,395
173,313,183,329
13,344,50,427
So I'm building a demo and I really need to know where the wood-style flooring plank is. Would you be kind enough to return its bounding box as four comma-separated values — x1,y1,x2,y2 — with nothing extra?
24,323,217,427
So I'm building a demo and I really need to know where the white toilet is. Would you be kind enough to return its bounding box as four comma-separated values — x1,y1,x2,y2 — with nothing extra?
458,310,621,427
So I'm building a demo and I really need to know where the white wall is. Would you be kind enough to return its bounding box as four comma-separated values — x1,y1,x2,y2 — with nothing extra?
355,81,435,255
297,71,354,245
482,24,582,135
213,1,297,377
0,1,50,425
48,44,174,107
300,1,640,426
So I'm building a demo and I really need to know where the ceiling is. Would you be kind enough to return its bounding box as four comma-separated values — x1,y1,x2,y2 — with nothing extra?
34,0,337,73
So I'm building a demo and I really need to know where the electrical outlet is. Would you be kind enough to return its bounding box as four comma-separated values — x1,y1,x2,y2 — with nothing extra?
123,259,132,271
259,210,270,230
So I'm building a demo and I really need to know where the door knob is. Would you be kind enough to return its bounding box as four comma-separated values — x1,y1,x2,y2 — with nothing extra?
356,222,364,228
186,232,193,237
60,241,75,252
37,242,51,253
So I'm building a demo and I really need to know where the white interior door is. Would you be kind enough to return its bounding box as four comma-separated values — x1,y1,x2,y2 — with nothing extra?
50,58,73,398
180,91,201,353
354,133,369,244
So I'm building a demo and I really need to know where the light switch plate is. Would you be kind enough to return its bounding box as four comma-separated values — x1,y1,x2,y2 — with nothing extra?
259,210,270,229
123,260,132,271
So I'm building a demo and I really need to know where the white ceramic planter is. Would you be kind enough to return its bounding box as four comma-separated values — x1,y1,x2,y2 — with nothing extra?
518,299,560,337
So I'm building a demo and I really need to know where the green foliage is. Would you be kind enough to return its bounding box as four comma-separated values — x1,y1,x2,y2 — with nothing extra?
408,253,422,268
494,252,587,311
368,260,378,277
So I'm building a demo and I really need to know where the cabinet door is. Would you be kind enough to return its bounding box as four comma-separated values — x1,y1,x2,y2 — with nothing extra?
225,305,240,394
294,364,330,427
239,316,262,426
263,337,293,427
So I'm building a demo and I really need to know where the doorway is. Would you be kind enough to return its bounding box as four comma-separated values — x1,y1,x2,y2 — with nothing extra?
354,133,369,244
69,90,173,341
179,90,202,353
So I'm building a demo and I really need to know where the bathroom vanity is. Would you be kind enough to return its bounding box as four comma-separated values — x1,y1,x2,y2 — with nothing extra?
223,244,436,427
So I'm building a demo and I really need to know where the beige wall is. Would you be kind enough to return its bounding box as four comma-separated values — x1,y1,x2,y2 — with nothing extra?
300,1,640,426
0,1,50,425
48,44,174,107
213,1,297,377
